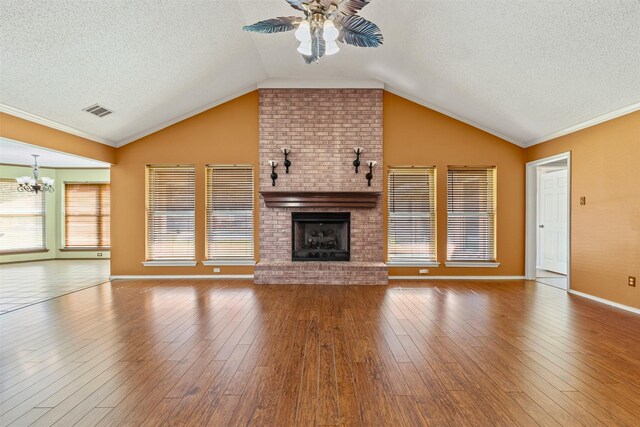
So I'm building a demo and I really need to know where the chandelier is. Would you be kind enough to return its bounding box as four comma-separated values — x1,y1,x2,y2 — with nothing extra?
243,0,383,64
16,154,54,194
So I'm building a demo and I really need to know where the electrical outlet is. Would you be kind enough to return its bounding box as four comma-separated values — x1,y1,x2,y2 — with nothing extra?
97,253,103,257
580,196,586,205
419,269,429,274
629,276,636,287
213,268,221,273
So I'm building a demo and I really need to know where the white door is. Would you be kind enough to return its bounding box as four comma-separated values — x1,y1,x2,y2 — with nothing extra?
538,169,568,274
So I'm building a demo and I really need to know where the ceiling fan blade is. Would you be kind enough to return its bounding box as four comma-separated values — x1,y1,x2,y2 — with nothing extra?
334,0,373,16
243,16,300,34
337,15,383,48
285,0,307,11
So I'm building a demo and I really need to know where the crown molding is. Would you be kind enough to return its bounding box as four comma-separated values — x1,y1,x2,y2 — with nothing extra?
525,100,640,147
0,103,116,147
383,86,524,147
258,78,384,89
6,84,636,152
0,162,109,170
116,85,258,147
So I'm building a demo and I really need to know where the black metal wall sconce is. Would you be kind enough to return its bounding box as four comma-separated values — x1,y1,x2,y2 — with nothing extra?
366,161,377,186
268,160,278,186
281,148,291,173
353,147,364,173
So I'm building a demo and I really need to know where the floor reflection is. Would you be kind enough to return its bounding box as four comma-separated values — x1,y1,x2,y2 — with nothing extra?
0,259,110,313
2,279,640,425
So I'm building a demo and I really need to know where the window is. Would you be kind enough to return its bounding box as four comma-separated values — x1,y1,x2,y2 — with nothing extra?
146,166,195,262
205,165,254,264
0,179,46,253
65,183,110,249
447,167,496,262
387,167,437,264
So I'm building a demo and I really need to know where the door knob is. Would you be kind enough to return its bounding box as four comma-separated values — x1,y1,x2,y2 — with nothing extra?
539,225,544,228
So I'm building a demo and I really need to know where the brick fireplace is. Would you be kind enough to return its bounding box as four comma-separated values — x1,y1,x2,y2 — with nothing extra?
254,88,387,285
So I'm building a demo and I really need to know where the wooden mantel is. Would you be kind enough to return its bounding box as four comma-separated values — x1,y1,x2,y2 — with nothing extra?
260,191,381,208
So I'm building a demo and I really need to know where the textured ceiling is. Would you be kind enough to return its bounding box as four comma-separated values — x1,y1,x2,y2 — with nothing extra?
1,0,639,148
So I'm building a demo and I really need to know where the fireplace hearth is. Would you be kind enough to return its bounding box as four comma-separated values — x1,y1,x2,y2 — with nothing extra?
292,212,350,261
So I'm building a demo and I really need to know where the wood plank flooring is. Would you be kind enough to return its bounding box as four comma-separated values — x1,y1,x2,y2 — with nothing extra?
0,260,110,314
1,279,640,426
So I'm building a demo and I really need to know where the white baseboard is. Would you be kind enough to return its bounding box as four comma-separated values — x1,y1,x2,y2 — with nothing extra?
569,290,640,315
389,276,526,280
109,274,254,280
110,274,525,282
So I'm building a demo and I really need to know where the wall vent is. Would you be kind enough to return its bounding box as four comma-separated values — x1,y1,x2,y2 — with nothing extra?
83,104,113,118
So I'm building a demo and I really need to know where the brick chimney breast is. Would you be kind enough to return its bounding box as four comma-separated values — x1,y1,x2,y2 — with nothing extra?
255,88,386,285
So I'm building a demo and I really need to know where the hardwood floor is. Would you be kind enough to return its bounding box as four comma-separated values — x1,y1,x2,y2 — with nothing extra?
1,279,640,426
0,260,110,314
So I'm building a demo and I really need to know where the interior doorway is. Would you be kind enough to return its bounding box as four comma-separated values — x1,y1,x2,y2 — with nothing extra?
526,152,571,290
0,137,111,313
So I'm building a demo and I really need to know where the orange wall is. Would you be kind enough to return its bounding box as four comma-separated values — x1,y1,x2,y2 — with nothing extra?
110,91,259,276
110,90,526,277
8,91,637,305
384,92,526,276
0,113,116,164
526,111,640,309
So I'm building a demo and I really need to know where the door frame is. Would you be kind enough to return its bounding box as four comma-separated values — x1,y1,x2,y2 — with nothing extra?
525,151,571,291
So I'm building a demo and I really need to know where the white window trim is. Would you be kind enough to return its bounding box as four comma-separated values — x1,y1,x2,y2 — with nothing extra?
63,182,111,250
386,261,441,267
446,167,497,263
146,165,196,263
0,179,47,253
387,166,438,265
202,260,256,266
445,261,501,268
205,164,255,264
142,261,197,267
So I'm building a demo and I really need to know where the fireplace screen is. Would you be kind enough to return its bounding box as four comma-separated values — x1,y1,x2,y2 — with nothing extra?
292,213,350,261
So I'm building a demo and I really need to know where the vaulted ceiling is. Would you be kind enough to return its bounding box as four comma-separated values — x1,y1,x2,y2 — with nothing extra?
1,0,639,148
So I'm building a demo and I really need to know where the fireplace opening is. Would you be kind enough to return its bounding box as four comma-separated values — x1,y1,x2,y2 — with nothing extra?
292,212,350,261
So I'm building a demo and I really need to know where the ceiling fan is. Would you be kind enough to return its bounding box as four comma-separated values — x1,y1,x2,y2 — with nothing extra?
243,0,383,64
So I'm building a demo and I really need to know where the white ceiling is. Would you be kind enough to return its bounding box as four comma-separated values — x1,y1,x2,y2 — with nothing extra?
0,138,110,168
1,0,639,148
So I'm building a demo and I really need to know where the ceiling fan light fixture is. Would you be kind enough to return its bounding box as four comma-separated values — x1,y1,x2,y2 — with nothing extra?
297,40,312,55
325,39,340,55
295,20,311,42
323,19,339,41
243,0,383,64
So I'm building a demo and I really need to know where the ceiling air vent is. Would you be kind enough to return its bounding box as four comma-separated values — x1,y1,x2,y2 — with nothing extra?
83,104,113,118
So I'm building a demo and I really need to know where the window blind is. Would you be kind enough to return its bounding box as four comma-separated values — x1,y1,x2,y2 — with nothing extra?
65,183,110,248
447,167,496,262
206,165,254,263
146,166,195,261
0,179,46,253
387,167,436,263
